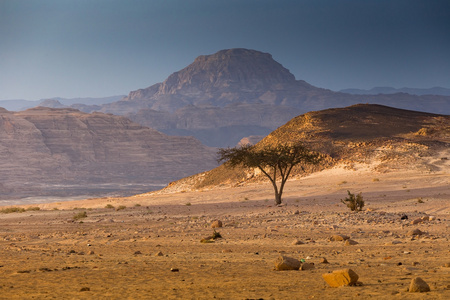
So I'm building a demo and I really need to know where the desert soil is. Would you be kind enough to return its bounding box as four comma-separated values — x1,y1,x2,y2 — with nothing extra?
0,166,449,299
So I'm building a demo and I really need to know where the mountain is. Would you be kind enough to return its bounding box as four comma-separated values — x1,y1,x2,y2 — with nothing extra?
0,107,217,199
340,86,450,96
0,95,124,111
96,49,450,147
159,104,449,193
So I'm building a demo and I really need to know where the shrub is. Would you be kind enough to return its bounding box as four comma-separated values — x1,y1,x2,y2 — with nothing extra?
116,205,126,211
105,204,115,209
341,190,365,211
26,206,40,211
73,211,87,220
0,207,26,214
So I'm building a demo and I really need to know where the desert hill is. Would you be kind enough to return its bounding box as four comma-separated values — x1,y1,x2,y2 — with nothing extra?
95,48,450,147
158,104,449,193
0,107,217,200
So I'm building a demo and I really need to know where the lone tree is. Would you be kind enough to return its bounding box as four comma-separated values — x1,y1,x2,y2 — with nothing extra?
218,143,322,205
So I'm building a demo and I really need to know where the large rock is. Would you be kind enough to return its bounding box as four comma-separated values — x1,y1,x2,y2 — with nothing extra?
409,277,430,292
322,269,359,287
274,256,300,271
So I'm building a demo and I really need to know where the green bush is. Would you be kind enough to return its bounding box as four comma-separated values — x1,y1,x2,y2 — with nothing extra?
105,204,115,209
341,190,365,211
116,205,126,211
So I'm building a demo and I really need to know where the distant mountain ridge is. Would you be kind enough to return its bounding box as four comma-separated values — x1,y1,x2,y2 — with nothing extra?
340,86,450,96
0,107,217,199
94,48,450,147
0,95,124,111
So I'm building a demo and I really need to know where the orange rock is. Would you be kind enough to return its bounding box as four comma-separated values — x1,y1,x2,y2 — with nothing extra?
322,269,359,287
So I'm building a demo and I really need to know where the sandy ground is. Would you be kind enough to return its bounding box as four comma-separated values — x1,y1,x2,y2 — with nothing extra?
0,165,449,299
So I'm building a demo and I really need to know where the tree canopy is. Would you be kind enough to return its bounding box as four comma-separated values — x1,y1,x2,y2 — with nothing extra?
218,143,322,205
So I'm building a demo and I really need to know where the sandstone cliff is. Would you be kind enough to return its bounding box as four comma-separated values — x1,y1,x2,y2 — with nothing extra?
0,107,217,199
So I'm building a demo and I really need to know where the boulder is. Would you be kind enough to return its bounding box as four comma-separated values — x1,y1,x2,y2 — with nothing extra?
322,269,359,287
409,277,430,292
274,255,300,271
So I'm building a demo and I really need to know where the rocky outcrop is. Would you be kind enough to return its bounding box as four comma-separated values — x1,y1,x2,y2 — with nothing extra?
0,107,217,199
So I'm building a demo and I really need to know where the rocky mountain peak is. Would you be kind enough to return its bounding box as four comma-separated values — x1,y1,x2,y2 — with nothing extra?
158,48,296,95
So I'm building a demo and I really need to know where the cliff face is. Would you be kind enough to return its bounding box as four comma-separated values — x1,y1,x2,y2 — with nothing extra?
96,48,450,147
0,107,217,199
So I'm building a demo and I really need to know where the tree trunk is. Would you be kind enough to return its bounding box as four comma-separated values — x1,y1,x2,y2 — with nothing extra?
275,191,282,205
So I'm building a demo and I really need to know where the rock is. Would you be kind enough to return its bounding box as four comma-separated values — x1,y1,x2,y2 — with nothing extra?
322,269,359,287
429,216,436,221
134,251,142,255
155,251,164,256
400,214,408,220
407,229,424,236
330,234,350,241
274,255,300,271
211,220,223,228
411,218,423,225
421,216,429,221
292,239,304,245
344,239,359,246
443,263,450,268
300,262,315,270
170,268,179,272
409,277,430,292
320,258,329,264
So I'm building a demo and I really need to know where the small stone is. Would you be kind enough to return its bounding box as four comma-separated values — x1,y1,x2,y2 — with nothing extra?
320,257,329,264
170,268,179,272
330,234,350,241
274,255,300,271
294,210,300,215
407,229,424,236
322,269,359,287
300,262,315,270
344,239,359,246
411,218,423,225
155,251,164,256
134,251,142,255
400,214,408,220
80,287,90,292
409,277,430,292
211,220,223,228
292,239,304,245
88,250,95,255
443,263,450,268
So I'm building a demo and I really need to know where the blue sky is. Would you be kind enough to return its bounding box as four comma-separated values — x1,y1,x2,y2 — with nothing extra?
1,0,449,100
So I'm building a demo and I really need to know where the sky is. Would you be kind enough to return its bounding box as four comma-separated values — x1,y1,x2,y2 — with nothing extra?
1,0,449,100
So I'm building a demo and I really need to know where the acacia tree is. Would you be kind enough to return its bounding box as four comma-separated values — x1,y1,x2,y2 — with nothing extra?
218,143,322,205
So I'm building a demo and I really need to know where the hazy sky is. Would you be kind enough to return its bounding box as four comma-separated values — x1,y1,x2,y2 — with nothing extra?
1,0,449,100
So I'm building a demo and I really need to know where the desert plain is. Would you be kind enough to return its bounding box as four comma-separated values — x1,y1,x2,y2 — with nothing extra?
0,163,449,299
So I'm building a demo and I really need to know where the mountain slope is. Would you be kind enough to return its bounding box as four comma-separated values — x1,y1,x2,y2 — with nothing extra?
0,107,217,199
95,49,450,147
158,104,449,193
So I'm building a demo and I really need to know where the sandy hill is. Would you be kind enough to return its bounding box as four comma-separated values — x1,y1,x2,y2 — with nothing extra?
158,104,449,193
0,107,217,200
